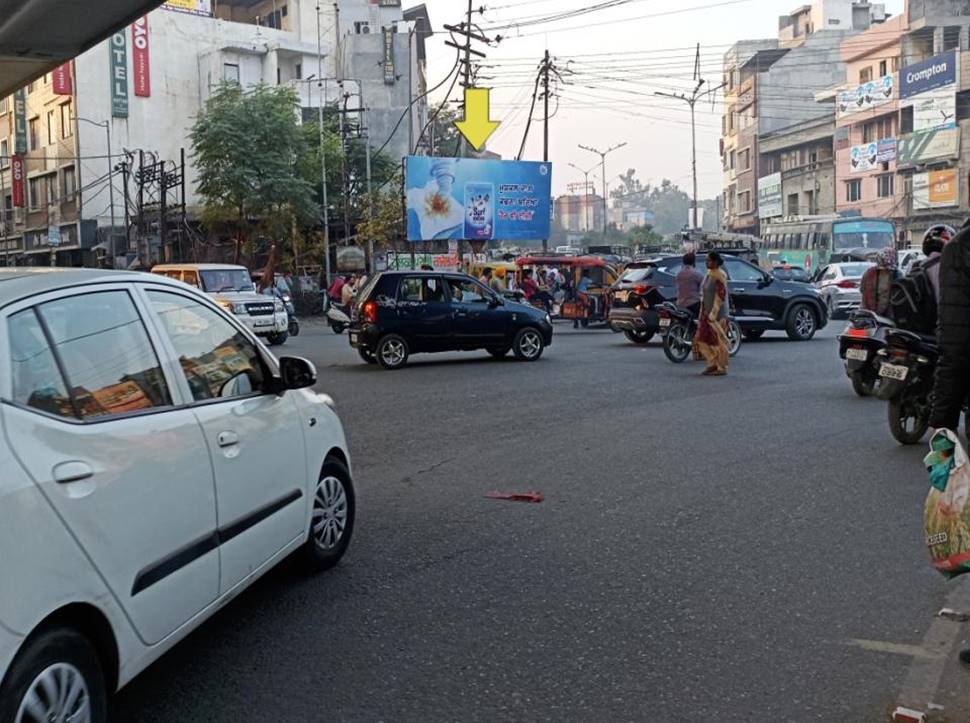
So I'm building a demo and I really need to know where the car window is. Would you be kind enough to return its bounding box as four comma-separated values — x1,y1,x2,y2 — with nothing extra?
724,258,764,283
447,277,488,304
146,290,266,402
9,309,75,418
28,291,172,420
822,269,837,282
181,271,200,288
619,267,653,283
399,276,446,303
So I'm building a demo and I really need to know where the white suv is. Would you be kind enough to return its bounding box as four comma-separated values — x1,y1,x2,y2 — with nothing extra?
0,269,355,722
152,264,291,345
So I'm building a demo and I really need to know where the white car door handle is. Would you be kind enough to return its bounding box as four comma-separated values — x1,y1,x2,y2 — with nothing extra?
218,431,240,448
52,461,94,484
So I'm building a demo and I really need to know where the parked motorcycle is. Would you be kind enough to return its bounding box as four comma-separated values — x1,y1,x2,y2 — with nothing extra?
837,309,894,397
326,299,351,335
876,328,940,445
658,302,741,364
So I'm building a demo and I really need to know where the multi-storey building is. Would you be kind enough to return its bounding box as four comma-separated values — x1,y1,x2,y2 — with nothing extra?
0,0,430,267
554,194,605,234
759,115,837,219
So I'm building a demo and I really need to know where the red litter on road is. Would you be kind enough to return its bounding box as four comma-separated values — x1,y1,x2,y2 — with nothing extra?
485,491,544,503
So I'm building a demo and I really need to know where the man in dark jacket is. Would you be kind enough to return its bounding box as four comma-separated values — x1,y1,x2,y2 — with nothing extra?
930,220,970,435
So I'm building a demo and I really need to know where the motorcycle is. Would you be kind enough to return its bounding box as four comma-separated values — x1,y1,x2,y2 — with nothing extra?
837,310,893,397
284,298,300,337
876,328,939,445
658,302,741,364
326,298,351,335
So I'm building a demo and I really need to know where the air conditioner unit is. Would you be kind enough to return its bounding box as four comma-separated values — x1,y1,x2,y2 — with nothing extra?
361,25,371,34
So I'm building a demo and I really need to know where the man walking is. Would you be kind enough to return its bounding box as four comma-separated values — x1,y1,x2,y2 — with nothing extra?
931,220,970,439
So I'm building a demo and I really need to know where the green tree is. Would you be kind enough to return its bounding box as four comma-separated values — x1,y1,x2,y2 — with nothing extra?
191,82,315,262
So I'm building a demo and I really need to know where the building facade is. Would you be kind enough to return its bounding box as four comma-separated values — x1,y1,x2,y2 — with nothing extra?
0,0,429,267
554,194,605,234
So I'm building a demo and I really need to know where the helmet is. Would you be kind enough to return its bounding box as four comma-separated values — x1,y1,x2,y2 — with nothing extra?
876,247,896,268
923,224,956,255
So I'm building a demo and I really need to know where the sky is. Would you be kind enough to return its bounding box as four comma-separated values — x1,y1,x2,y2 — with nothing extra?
412,0,906,201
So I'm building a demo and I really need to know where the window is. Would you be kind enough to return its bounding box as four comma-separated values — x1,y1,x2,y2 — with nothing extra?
28,178,41,209
60,102,72,138
11,292,172,420
724,257,764,282
729,150,736,170
846,179,862,203
46,110,56,146
739,191,751,213
44,174,56,205
295,63,302,80
28,117,39,151
27,81,35,93
901,105,914,134
862,122,876,144
180,270,200,288
263,7,285,29
787,193,799,216
0,97,7,114
859,66,872,84
9,310,75,419
0,138,7,170
879,60,888,77
61,166,76,200
739,149,750,171
877,173,894,198
43,73,50,85
147,291,266,402
447,277,488,304
878,116,893,139
399,275,446,303
223,63,240,84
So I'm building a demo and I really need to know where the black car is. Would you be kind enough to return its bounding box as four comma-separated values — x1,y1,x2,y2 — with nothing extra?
349,271,554,370
609,255,828,342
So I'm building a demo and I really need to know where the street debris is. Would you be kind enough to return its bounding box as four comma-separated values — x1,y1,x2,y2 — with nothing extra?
485,491,544,504
936,607,970,622
892,706,926,722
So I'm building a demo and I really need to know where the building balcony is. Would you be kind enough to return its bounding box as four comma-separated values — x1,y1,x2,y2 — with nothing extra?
781,157,834,182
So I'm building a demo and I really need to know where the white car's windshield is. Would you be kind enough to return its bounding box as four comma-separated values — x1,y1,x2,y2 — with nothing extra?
199,270,253,293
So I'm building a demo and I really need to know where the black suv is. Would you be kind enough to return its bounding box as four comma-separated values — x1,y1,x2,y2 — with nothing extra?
609,255,828,342
349,271,554,369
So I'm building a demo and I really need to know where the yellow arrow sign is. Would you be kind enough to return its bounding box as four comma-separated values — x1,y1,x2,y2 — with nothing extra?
454,87,500,152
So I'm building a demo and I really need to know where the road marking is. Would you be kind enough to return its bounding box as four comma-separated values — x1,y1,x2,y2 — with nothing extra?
846,639,943,660
896,577,970,711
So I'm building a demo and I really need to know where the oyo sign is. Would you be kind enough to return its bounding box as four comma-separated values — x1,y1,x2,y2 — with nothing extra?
132,17,151,97
11,155,25,208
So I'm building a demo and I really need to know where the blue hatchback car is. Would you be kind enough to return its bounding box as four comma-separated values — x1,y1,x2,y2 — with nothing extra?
349,271,554,370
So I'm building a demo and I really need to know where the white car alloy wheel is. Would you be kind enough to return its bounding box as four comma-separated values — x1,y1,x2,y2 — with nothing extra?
16,663,91,723
312,475,348,550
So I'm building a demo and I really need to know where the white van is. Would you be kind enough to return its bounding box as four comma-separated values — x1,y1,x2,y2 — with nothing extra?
152,264,290,345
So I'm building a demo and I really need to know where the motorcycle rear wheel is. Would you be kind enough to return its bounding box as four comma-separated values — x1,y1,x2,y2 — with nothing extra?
662,323,692,364
850,374,876,397
888,397,929,445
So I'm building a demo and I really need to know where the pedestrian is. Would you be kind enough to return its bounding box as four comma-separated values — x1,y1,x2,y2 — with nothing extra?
676,252,704,318
488,268,504,294
341,273,359,306
480,267,494,287
860,248,899,316
695,251,731,377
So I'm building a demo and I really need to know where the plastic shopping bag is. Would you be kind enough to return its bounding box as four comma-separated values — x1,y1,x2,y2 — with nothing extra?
924,429,970,578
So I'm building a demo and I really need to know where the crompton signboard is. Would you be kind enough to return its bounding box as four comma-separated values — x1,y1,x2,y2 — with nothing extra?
900,51,958,99
757,172,782,219
405,157,552,242
901,51,958,133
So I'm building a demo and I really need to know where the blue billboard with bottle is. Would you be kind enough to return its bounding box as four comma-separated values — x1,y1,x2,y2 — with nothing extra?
405,156,552,242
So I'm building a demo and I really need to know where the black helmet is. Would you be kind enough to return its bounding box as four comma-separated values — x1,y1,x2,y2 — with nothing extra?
923,224,956,255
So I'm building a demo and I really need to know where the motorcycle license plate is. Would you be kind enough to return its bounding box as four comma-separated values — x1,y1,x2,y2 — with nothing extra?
879,363,909,381
659,318,671,328
845,347,868,362
614,290,629,302
349,332,359,346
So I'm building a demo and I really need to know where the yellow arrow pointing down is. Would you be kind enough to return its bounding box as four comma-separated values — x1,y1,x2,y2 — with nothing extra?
454,87,500,152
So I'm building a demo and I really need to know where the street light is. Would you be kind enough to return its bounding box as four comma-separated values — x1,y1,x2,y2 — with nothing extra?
578,142,627,234
75,116,115,260
568,162,597,232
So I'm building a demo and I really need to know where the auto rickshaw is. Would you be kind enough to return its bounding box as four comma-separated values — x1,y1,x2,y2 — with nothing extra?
514,255,619,327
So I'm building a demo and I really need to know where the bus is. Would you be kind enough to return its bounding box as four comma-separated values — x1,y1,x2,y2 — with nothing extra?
759,217,896,274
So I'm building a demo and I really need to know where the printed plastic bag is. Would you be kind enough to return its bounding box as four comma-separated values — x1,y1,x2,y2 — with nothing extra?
925,429,970,578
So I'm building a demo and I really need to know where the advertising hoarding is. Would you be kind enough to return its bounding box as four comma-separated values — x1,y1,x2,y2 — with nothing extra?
837,74,894,118
913,168,958,210
109,31,129,118
901,51,959,133
132,18,151,98
163,0,212,15
52,63,73,95
13,89,27,155
850,142,879,173
900,50,958,99
897,127,960,167
757,172,782,220
876,137,897,163
383,26,395,85
10,156,24,208
405,157,552,242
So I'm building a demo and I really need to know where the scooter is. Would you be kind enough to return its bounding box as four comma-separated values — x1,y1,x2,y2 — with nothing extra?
657,302,741,364
326,298,351,335
837,309,893,397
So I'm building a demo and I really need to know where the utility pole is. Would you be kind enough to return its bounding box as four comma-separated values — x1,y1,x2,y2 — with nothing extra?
316,4,331,286
461,0,473,158
542,49,550,163
655,44,725,231
568,162,597,233
578,142,627,235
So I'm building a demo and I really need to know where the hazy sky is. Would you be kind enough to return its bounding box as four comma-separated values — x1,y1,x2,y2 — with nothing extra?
413,0,905,200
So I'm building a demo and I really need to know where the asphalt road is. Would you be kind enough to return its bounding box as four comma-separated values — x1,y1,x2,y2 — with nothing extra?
113,321,954,722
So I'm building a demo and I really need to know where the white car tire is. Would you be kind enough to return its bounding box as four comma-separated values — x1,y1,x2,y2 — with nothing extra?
301,460,355,572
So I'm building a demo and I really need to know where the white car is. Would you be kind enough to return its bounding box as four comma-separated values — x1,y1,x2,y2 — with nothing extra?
152,264,291,345
0,269,354,722
815,261,874,318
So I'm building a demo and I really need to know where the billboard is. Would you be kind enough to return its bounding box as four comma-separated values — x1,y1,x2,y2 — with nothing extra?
52,63,72,95
900,50,958,99
132,18,151,97
913,169,958,210
901,51,958,133
757,172,782,220
898,127,960,167
163,0,212,15
10,155,24,208
405,157,552,242
876,137,897,163
13,89,27,155
837,74,894,118
109,31,128,118
850,142,879,173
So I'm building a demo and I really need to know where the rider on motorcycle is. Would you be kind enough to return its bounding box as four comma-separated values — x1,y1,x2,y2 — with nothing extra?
918,223,955,302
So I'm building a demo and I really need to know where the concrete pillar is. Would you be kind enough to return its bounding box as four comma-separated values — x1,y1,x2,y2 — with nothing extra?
933,26,945,55
961,26,969,52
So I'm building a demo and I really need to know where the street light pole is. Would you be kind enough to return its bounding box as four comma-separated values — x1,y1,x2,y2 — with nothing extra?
578,142,626,234
568,161,597,233
316,4,331,287
77,117,114,261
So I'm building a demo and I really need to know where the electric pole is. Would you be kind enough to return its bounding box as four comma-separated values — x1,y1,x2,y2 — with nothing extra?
316,4,331,286
568,162,597,233
578,142,627,235
542,49,550,163
654,44,724,231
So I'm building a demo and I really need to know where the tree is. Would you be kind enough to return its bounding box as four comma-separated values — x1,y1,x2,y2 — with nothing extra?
191,82,315,262
355,190,405,251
